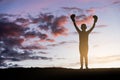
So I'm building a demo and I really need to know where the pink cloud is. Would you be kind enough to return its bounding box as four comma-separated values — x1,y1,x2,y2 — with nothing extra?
53,16,68,36
86,8,96,14
46,39,55,42
76,15,94,26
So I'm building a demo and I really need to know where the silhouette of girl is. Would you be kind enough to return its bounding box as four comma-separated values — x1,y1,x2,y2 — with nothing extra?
70,14,98,69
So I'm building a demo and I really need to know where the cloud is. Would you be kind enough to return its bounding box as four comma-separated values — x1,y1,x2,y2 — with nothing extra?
112,0,120,5
46,39,55,42
76,15,94,26
91,31,100,34
51,15,68,37
22,45,47,50
39,33,48,40
48,41,77,47
0,22,24,38
62,7,95,15
0,13,17,18
86,8,96,14
88,0,120,11
0,7,98,67
96,25,108,28
38,51,48,54
29,13,68,37
15,17,30,26
3,37,24,47
61,7,83,12
0,13,18,17
61,6,96,15
0,43,51,67
0,46,30,63
61,7,96,26
25,31,48,40
24,31,55,42
30,56,52,60
0,56,5,66
24,31,37,38
95,55,120,63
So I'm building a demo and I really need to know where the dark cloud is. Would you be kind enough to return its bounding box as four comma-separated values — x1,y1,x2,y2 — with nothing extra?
24,31,37,38
0,22,24,38
22,45,47,50
15,18,29,23
3,37,24,47
0,13,17,18
0,17,9,22
0,45,30,66
0,56,5,66
0,17,27,62
30,56,52,60
0,43,51,67
1,47,29,59
24,31,55,42
15,17,30,26
39,33,48,40
39,25,49,31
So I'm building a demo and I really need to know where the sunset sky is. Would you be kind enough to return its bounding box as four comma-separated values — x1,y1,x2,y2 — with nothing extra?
0,0,120,69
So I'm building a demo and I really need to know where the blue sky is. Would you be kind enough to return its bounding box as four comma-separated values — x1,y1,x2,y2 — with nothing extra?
0,0,120,69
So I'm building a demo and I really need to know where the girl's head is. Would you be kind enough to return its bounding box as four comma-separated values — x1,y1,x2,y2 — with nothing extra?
81,24,87,31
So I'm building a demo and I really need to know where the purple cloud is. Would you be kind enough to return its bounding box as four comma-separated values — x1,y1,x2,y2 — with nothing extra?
61,7,83,12
112,0,120,5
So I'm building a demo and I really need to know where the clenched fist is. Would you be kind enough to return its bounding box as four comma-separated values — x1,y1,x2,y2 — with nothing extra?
70,14,76,22
93,15,98,23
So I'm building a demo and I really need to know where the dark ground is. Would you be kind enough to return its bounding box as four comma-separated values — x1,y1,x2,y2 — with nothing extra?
0,67,120,80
